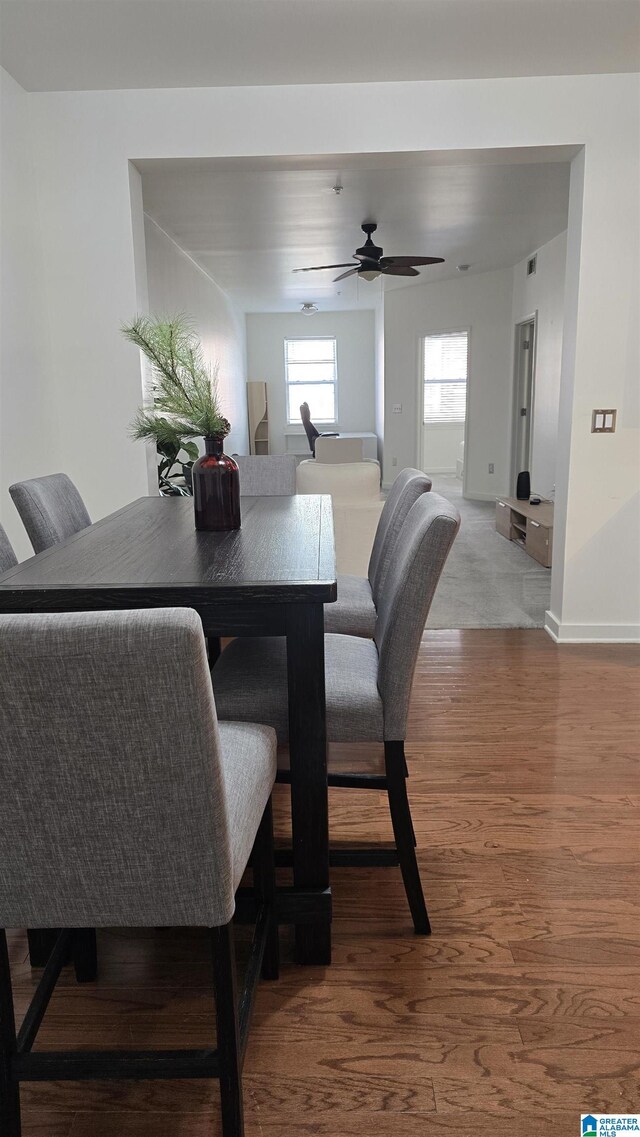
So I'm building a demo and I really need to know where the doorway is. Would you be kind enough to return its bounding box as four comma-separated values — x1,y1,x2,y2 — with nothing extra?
512,317,536,493
419,328,469,483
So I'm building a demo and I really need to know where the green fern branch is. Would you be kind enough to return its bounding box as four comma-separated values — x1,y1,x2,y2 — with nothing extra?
123,315,229,441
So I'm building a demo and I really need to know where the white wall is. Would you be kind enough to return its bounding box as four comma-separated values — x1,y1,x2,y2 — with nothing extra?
511,231,567,499
0,70,52,558
550,144,640,640
1,70,638,637
245,310,375,455
374,299,385,466
384,267,514,496
144,214,248,457
422,423,465,473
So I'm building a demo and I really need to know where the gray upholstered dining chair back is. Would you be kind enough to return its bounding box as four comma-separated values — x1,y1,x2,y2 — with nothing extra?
0,608,240,929
9,473,91,553
368,468,432,601
235,454,297,496
0,522,18,574
375,491,459,741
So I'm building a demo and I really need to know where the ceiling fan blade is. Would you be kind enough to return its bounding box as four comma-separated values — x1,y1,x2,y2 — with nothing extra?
333,267,361,282
292,263,357,273
380,256,445,267
381,266,420,277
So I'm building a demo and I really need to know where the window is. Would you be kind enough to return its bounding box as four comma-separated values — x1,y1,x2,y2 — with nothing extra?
422,331,468,424
285,337,337,424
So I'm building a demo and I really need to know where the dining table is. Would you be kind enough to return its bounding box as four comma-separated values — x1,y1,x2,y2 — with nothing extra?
0,493,337,965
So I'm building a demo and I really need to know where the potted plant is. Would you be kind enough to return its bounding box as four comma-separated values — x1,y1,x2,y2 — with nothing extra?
123,315,240,530
144,415,198,497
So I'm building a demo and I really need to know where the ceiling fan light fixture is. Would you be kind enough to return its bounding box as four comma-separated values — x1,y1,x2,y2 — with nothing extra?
300,302,319,314
294,222,445,283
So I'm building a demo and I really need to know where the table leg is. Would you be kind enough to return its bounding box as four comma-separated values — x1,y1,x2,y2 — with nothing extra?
286,603,331,965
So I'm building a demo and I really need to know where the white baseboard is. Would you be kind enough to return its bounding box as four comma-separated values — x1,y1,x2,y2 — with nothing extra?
545,610,640,643
425,466,457,474
463,490,498,502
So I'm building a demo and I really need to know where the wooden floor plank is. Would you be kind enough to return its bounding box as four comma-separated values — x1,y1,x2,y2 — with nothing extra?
253,968,640,1019
67,1113,572,1136
23,1081,221,1115
433,1067,639,1113
509,935,640,965
329,933,516,966
518,1020,640,1048
69,1118,224,1137
516,896,640,933
20,1117,74,1137
9,629,639,1136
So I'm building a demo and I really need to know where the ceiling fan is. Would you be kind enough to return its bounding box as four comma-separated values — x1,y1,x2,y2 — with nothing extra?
293,221,444,282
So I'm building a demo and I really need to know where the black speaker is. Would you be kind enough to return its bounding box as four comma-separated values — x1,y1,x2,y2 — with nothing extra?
516,471,531,500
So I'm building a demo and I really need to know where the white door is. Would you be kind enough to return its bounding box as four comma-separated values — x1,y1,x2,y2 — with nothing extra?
421,330,468,478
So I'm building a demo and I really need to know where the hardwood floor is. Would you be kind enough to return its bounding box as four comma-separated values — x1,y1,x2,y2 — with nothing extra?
8,630,640,1135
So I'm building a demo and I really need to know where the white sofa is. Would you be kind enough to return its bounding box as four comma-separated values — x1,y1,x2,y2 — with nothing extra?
296,459,383,575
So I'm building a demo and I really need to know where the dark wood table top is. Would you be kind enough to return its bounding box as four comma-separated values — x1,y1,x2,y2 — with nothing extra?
0,494,337,608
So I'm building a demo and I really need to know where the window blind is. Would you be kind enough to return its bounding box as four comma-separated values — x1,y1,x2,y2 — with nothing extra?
423,331,468,424
285,337,337,424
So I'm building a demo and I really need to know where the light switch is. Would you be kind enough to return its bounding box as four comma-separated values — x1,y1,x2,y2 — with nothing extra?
392,403,402,414
592,409,617,433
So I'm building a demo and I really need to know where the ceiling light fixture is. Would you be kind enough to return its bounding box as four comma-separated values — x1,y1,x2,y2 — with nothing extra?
457,263,471,272
300,302,319,314
332,182,343,195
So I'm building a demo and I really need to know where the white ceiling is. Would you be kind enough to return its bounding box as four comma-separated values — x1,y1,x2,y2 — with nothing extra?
138,148,574,313
1,0,638,92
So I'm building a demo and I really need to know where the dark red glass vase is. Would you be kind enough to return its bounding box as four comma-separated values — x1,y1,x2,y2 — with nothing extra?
192,438,241,531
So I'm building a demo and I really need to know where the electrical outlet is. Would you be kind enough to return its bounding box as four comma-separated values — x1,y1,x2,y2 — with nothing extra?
488,463,494,474
392,456,398,467
392,403,402,414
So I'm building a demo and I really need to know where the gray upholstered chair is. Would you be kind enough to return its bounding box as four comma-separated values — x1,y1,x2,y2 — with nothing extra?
0,523,18,574
9,473,91,554
0,608,278,1137
212,492,460,933
234,453,297,496
324,467,432,637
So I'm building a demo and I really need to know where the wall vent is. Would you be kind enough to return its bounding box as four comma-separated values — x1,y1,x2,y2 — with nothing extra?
527,255,537,276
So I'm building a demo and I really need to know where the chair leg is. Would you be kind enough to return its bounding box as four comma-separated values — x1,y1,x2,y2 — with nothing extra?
400,752,418,847
211,923,244,1137
0,931,21,1137
384,742,431,936
71,929,98,983
252,799,279,981
26,929,60,968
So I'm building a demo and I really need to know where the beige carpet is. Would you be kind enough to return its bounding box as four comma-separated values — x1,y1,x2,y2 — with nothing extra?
427,475,551,628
